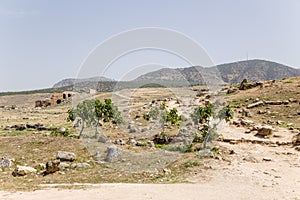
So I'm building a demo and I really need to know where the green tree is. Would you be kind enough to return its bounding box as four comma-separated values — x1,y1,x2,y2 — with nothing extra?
218,105,234,122
190,103,214,125
67,98,123,138
67,99,97,138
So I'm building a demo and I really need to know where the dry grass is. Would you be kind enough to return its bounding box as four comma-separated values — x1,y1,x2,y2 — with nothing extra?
0,88,214,191
227,77,300,128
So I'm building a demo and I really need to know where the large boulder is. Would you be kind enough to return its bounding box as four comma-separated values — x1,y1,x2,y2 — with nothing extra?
57,151,76,162
12,165,37,176
105,145,122,162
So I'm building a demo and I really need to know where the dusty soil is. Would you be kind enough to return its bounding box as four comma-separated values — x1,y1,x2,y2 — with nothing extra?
0,81,300,199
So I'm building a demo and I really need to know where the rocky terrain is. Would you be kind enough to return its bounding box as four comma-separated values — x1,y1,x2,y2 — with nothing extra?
135,59,300,84
0,76,300,199
52,76,114,88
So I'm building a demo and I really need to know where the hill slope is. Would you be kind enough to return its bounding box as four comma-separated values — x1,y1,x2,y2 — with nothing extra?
53,76,113,88
135,60,300,84
216,60,300,83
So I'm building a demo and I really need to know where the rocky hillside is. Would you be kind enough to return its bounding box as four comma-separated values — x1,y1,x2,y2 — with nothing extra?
53,76,113,88
135,60,300,84
216,60,300,83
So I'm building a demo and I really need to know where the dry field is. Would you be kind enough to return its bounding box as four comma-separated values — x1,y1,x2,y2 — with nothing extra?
0,80,300,199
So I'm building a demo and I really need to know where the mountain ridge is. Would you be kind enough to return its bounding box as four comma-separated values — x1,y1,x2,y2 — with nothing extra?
135,59,300,84
52,60,300,89
53,76,114,88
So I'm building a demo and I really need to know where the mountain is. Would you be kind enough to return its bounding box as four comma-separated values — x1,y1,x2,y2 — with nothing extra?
135,60,300,84
216,60,300,83
52,76,114,88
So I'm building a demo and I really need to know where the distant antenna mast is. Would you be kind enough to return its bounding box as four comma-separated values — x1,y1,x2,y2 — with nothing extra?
246,52,249,61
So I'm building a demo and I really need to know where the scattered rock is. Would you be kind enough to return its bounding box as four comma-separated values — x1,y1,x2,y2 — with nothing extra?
258,110,266,114
114,138,125,145
256,126,274,137
93,152,102,161
227,87,238,94
263,157,272,161
71,163,91,169
59,127,66,132
239,79,248,90
105,145,122,162
292,133,300,145
11,124,27,131
247,101,264,109
243,155,259,163
58,162,70,170
12,165,37,176
170,128,194,146
240,119,254,126
98,135,110,143
264,100,283,105
128,124,137,133
44,160,60,175
153,134,171,145
141,127,149,132
199,149,213,158
163,168,171,174
147,140,155,148
241,108,253,117
0,157,14,168
57,151,76,162
127,138,137,145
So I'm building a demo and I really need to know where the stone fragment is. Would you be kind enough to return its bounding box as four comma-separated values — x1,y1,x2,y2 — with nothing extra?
57,151,76,162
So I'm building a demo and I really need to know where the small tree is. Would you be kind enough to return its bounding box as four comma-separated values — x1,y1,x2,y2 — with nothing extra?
67,98,123,138
190,103,214,125
67,99,97,138
218,105,234,122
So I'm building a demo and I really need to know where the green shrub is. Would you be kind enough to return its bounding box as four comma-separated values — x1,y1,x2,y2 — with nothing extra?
183,160,200,168
190,103,214,124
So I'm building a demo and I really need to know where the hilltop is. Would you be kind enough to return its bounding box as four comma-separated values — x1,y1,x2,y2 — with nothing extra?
135,59,300,84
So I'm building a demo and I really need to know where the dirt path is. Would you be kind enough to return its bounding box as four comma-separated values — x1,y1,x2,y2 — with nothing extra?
1,182,296,200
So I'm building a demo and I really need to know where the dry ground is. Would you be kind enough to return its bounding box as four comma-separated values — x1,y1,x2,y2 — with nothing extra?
0,80,300,199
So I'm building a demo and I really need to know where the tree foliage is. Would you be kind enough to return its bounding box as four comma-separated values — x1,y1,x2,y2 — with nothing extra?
190,103,214,125
218,105,234,122
67,98,122,138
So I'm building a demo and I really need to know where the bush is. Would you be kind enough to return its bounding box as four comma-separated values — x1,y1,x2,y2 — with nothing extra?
190,103,214,124
183,160,200,168
218,105,234,122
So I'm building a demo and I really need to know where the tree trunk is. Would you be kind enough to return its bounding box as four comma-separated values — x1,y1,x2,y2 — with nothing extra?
94,122,101,138
79,122,85,138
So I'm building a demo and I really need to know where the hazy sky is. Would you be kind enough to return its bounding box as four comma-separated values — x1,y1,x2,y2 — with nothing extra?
0,0,299,91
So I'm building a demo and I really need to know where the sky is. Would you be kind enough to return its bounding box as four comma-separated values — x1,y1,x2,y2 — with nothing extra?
0,0,299,91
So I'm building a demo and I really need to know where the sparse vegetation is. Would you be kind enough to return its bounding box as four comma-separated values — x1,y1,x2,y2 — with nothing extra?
183,160,200,168
155,144,194,153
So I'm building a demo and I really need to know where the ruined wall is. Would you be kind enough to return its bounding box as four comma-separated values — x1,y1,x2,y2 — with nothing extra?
35,91,75,107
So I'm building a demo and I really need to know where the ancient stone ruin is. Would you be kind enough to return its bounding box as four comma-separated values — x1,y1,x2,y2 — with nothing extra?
35,91,75,107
